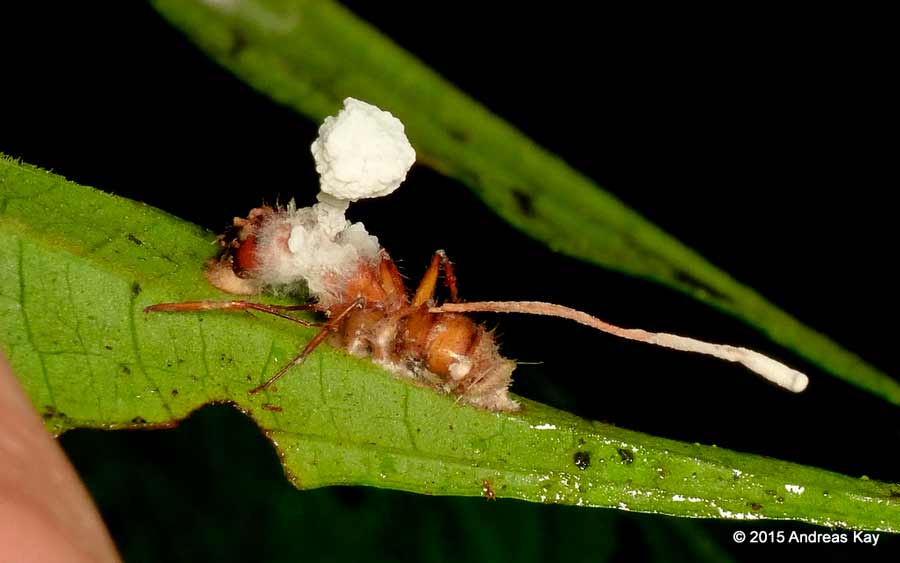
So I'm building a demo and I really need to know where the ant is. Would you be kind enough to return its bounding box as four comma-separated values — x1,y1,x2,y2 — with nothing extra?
146,98,807,411
146,205,808,412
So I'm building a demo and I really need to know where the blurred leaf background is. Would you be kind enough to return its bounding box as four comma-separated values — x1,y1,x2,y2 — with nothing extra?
2,2,897,561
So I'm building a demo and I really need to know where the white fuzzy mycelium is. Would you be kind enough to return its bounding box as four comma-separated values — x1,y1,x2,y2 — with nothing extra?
256,98,415,304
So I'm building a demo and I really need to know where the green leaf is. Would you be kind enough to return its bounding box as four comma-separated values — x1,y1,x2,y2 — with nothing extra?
2,156,898,532
147,0,899,406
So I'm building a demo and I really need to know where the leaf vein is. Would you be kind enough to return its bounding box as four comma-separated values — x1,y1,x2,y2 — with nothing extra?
64,264,105,420
17,238,55,408
197,319,211,399
257,339,282,430
128,284,173,419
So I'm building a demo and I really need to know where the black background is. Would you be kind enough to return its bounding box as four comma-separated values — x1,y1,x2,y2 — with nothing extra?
2,2,897,561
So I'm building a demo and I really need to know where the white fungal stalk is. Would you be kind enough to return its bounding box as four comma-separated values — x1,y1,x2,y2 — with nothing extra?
254,97,417,303
431,301,809,392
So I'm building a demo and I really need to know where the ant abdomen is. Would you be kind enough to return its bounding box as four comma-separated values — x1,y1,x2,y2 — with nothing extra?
409,313,477,381
332,301,517,410
396,309,516,408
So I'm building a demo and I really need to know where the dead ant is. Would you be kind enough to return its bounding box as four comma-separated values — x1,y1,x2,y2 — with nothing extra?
147,99,807,410
146,204,808,412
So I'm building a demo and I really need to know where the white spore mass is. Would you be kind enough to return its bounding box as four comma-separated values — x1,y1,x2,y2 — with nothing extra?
311,97,416,201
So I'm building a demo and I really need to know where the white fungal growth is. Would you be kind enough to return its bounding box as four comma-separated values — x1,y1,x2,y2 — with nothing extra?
252,199,379,304
311,97,416,201
431,300,810,393
252,98,416,303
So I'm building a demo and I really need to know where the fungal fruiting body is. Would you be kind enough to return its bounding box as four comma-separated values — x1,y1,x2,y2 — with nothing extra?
147,97,809,412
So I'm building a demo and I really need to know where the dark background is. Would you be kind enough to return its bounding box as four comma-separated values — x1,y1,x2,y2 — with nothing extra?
2,2,897,561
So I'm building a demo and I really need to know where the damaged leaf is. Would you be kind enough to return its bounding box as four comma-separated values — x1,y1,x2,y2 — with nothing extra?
1,156,898,531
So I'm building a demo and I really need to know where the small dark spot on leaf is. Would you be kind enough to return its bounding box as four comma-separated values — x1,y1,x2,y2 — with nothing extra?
656,466,669,479
617,448,634,464
103,345,112,350
176,358,185,364
246,375,253,381
578,437,586,446
119,364,131,375
573,451,591,470
131,281,141,296
512,189,535,217
125,233,144,246
672,271,729,302
416,428,421,432
448,127,470,143
765,489,777,496
776,496,785,504
262,404,283,413
448,425,453,431
171,389,179,396
750,503,763,511
131,416,147,424
229,28,249,57
42,406,64,420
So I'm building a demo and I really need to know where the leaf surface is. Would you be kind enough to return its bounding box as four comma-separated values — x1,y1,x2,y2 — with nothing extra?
1,156,898,531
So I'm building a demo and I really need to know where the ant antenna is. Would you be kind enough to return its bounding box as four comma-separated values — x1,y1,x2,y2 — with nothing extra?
430,300,808,392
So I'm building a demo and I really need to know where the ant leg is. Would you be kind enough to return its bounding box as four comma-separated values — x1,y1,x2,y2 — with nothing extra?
145,300,326,327
411,253,442,307
249,297,365,394
411,250,459,306
436,250,460,302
